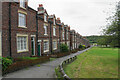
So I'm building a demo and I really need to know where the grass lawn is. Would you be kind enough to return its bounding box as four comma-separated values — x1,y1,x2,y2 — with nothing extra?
50,58,56,61
64,47,118,78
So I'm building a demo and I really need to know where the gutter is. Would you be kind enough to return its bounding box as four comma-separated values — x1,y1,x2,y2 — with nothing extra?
9,3,12,57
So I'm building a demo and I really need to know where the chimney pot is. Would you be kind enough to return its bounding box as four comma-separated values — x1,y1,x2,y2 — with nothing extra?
57,17,60,20
39,4,43,7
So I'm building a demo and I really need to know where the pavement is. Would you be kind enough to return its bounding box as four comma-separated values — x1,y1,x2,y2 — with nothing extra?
2,47,91,78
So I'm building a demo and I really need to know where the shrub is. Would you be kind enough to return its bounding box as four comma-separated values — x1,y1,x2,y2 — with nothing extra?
79,44,83,49
82,45,86,49
6,56,14,62
2,57,13,71
60,44,69,52
3,56,50,75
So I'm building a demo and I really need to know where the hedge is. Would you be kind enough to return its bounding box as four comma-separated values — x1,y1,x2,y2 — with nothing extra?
50,49,82,58
50,52,70,58
2,56,50,75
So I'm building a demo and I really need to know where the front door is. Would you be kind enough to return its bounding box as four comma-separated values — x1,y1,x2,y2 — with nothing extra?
38,42,41,56
31,37,35,56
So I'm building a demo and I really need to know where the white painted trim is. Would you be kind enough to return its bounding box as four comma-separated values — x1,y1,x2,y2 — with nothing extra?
53,40,57,50
16,34,29,53
38,40,42,42
31,35,36,37
43,40,49,53
18,26,27,28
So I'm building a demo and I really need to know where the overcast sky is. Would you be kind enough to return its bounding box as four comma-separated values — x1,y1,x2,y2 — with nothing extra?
28,0,119,36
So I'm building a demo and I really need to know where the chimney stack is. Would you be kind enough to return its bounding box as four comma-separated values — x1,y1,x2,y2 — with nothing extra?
68,26,70,30
38,4,44,11
56,17,61,24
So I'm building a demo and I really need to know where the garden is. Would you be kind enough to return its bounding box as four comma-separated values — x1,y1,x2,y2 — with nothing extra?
2,44,88,76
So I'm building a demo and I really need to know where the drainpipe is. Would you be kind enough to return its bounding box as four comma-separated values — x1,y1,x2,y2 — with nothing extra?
36,12,38,56
59,25,61,52
50,22,52,54
9,3,12,57
65,28,66,45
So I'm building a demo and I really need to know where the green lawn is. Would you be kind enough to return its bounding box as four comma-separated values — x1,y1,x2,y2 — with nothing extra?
64,47,118,78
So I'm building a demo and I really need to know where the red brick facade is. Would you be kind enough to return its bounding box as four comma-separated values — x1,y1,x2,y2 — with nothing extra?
2,1,90,57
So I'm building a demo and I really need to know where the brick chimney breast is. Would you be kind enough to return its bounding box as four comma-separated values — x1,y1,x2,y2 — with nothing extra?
56,17,61,24
38,4,45,14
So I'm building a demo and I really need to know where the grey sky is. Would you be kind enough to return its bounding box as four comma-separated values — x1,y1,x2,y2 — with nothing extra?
28,0,119,36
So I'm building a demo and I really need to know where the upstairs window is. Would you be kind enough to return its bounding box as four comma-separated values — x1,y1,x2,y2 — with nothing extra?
19,13,26,27
44,13,47,22
67,32,68,40
53,18,56,25
44,25,47,35
53,26,56,36
20,0,25,8
62,27,64,31
62,32,64,40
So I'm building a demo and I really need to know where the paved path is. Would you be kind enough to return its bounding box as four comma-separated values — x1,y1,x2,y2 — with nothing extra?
3,48,91,78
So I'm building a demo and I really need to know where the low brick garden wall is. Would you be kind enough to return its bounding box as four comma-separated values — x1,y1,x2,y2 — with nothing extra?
2,56,50,75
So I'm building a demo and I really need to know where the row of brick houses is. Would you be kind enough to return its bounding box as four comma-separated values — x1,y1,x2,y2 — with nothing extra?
1,1,90,57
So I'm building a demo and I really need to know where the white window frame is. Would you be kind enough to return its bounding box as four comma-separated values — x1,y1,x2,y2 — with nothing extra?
18,13,26,28
17,34,28,53
72,43,74,49
62,32,64,40
44,40,49,52
20,0,26,9
67,41,70,49
53,18,56,25
67,31,68,40
53,40,57,50
44,25,48,35
53,26,56,36
44,13,47,22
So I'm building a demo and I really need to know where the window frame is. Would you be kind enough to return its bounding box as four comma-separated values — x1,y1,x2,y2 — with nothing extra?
62,31,64,40
17,34,28,53
44,25,48,35
44,40,49,52
67,31,68,40
20,0,26,9
53,40,57,50
18,11,27,28
44,13,47,22
53,18,56,25
53,26,56,36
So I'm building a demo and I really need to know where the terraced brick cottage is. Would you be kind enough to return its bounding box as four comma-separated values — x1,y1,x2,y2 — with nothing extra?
70,30,75,50
64,25,71,49
37,4,52,56
1,1,90,57
2,1,38,57
48,15,60,53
